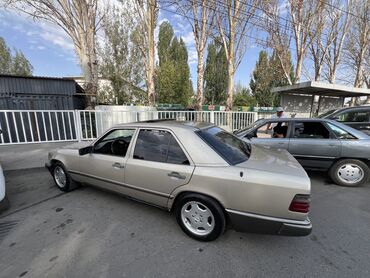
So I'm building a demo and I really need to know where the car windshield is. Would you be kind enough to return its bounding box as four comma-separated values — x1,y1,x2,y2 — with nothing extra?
196,126,251,165
317,109,338,118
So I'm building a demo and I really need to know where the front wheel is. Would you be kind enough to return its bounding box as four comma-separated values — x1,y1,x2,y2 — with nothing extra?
329,159,370,187
52,162,77,192
175,193,226,241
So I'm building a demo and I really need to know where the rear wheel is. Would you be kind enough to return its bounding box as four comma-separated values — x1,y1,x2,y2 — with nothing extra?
329,159,369,187
52,162,77,192
175,193,226,241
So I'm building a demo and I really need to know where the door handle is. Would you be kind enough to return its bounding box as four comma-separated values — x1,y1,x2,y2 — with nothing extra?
112,162,125,169
167,172,186,180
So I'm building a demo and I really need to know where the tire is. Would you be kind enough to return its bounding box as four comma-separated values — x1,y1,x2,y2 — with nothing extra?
329,159,370,187
175,193,226,241
52,162,77,192
0,195,10,213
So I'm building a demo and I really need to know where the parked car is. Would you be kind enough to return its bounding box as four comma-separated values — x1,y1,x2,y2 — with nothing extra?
46,120,311,241
235,118,370,187
0,130,8,212
318,106,370,135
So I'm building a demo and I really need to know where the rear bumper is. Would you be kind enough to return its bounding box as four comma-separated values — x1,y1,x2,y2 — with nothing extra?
226,209,312,236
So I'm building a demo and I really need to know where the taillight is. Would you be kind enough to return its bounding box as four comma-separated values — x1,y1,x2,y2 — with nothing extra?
289,194,310,213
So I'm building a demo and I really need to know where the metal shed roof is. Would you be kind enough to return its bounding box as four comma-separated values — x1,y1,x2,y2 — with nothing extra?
271,81,370,97
0,74,80,96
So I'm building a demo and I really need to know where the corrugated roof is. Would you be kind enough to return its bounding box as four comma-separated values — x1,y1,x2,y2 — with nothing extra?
0,75,77,95
272,81,370,97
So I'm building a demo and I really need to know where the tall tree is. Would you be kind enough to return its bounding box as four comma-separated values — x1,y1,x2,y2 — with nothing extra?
0,37,33,75
324,0,353,83
217,0,258,110
288,0,325,83
344,0,369,105
167,0,216,110
0,37,13,74
263,0,324,83
250,51,274,107
5,0,102,108
204,39,228,105
250,50,293,107
11,50,33,76
157,21,174,66
233,83,256,107
133,0,158,106
99,4,145,105
156,22,192,106
262,0,294,85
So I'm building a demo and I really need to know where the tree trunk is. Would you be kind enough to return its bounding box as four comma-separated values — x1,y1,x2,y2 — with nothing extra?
226,58,234,110
195,51,205,110
77,37,98,109
146,0,156,106
295,53,303,83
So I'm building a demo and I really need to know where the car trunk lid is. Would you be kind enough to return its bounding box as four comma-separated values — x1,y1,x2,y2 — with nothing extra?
236,145,308,178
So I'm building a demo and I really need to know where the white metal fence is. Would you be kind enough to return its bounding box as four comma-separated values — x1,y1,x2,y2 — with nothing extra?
0,110,258,145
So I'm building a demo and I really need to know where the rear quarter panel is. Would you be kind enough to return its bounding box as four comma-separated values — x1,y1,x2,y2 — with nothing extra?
169,165,310,221
341,139,370,160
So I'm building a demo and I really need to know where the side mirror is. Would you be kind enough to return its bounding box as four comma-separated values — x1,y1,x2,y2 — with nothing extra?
79,145,93,156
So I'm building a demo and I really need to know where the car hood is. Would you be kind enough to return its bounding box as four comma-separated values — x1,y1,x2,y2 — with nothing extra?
60,141,91,150
236,145,308,178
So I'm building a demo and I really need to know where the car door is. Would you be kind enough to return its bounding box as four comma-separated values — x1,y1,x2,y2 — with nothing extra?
124,128,195,208
78,128,136,194
336,109,370,135
288,121,341,169
249,120,290,150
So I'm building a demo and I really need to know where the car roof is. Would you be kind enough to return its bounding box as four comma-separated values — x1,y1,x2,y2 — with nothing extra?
328,105,370,113
114,120,214,131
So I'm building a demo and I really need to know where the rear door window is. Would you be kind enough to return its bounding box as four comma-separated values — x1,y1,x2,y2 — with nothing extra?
133,129,189,165
293,122,330,139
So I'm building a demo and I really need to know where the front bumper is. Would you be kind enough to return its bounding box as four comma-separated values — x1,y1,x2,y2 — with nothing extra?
226,209,312,236
45,162,52,173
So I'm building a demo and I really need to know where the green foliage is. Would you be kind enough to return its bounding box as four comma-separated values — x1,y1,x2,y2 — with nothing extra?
156,22,192,107
11,50,33,76
98,6,145,105
249,50,293,107
0,37,33,76
157,21,174,67
204,39,228,105
233,83,257,107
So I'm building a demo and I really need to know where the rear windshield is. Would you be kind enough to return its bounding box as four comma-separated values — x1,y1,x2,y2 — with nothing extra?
196,127,251,165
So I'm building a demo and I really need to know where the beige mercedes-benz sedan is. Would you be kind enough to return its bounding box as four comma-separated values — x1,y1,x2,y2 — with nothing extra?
46,120,311,241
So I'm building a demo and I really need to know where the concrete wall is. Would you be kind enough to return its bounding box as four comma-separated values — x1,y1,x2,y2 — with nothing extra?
280,94,343,115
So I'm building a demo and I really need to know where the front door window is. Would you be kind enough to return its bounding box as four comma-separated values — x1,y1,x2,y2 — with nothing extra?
94,129,135,157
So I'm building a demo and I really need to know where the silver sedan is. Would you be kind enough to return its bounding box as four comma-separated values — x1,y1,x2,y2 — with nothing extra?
235,118,370,187
46,120,311,241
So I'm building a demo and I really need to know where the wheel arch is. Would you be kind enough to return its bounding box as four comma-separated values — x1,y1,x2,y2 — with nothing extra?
170,190,231,228
331,157,370,169
169,190,226,214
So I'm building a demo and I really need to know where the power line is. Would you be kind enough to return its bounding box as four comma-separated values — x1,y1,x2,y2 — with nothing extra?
186,0,353,48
